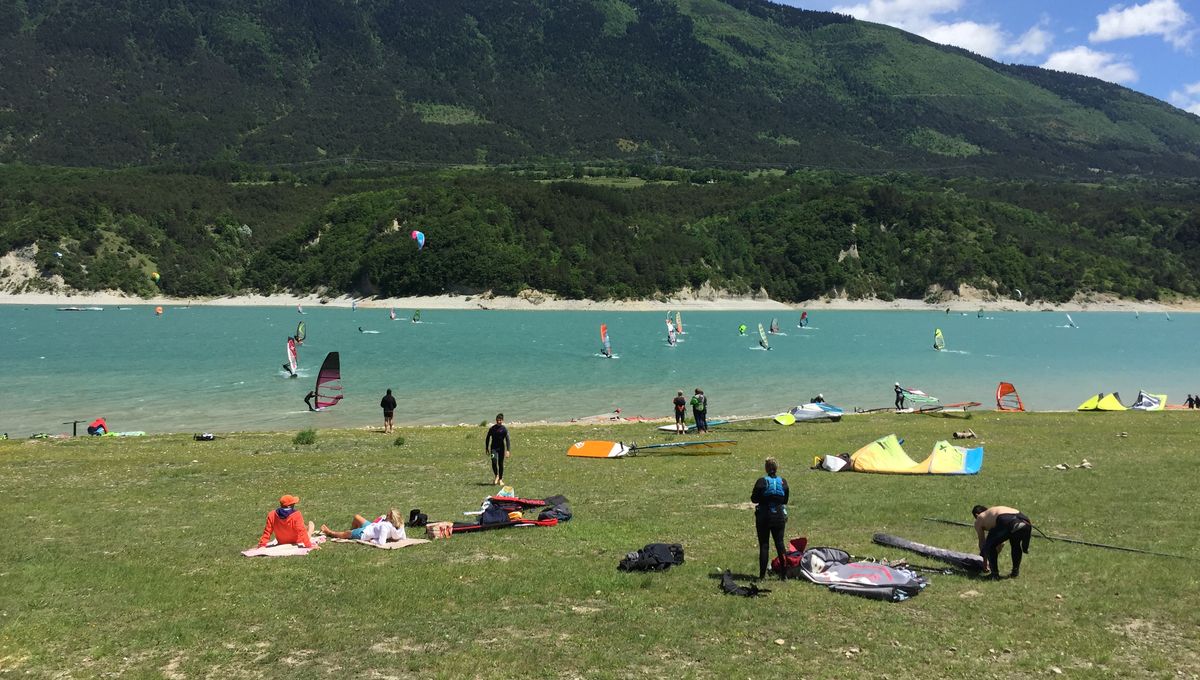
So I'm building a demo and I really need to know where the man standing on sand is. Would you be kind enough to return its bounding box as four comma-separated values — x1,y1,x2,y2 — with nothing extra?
485,414,511,486
691,388,708,433
380,388,397,433
972,504,1033,579
673,390,688,434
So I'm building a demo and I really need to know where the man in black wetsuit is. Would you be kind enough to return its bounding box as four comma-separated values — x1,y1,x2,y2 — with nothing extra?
485,413,510,485
380,388,397,433
304,390,317,412
894,383,905,410
973,504,1033,579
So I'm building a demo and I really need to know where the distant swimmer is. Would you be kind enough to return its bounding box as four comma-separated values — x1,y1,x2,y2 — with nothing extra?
304,390,317,412
738,324,747,336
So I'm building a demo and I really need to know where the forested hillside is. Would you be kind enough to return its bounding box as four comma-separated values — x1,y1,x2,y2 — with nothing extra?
1,0,1198,176
3,165,1198,303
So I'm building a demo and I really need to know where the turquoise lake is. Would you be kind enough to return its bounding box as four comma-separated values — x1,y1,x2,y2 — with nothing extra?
2,306,1195,435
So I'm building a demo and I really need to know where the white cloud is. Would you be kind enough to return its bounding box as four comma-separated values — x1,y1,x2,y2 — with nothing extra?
831,0,1051,60
1007,23,1054,57
920,20,1006,57
1089,0,1194,49
1042,46,1139,84
1169,80,1200,114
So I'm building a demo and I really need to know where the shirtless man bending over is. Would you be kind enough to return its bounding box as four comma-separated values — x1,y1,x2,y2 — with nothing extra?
972,504,1033,579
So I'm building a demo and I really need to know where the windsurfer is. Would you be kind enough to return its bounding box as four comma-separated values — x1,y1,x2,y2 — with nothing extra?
380,388,397,433
283,363,296,378
304,390,318,412
738,324,747,336
672,390,688,433
894,383,905,410
485,414,511,485
751,457,789,580
972,505,1032,579
758,336,771,351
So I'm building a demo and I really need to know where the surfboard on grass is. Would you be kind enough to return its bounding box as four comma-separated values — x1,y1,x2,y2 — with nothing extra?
567,439,736,458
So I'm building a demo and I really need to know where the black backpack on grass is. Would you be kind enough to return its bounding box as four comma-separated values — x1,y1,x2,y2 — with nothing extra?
618,543,685,572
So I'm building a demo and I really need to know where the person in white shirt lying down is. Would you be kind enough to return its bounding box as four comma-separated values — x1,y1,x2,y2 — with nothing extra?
320,508,406,545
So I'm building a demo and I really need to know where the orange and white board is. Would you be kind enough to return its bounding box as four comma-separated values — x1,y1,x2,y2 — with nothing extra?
567,440,632,458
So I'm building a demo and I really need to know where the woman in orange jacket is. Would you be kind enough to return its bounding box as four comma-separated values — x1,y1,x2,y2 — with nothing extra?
257,494,317,549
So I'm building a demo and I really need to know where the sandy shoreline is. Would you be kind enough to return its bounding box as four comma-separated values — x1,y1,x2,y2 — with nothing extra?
2,289,1197,313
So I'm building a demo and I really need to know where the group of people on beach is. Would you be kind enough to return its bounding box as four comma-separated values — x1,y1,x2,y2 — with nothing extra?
255,495,408,550
1184,395,1200,408
752,457,1031,581
671,388,708,433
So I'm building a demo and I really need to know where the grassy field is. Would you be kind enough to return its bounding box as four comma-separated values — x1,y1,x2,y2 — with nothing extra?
2,413,1198,678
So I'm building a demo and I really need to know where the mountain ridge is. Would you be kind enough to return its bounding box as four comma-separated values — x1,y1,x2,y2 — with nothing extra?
1,0,1198,176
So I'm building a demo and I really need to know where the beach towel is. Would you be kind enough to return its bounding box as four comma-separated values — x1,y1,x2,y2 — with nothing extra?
241,544,315,558
330,538,430,550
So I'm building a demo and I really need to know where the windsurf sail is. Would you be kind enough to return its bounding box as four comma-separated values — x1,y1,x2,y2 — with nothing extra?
412,310,421,323
1166,311,1173,321
901,387,939,404
351,299,357,311
799,311,808,327
1067,314,1077,328
666,319,677,345
286,338,298,374
933,328,945,351
389,308,396,320
769,318,780,333
758,323,769,349
675,311,684,335
297,304,304,314
568,439,736,458
314,352,344,409
995,382,1024,411
295,321,306,343
600,323,612,356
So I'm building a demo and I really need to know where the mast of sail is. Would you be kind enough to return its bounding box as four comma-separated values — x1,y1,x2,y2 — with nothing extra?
314,352,344,409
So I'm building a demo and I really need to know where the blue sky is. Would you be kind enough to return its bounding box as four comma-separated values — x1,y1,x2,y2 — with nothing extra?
776,0,1200,114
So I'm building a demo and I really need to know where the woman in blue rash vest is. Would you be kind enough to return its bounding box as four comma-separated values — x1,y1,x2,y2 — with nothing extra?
485,413,510,485
751,457,789,580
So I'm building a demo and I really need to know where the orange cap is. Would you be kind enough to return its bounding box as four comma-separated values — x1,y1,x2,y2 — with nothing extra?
279,495,300,506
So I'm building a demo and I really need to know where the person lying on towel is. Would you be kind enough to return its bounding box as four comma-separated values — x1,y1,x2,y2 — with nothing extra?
257,494,317,549
321,508,406,546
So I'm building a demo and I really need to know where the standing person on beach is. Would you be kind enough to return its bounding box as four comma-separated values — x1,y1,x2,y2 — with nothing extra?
691,388,708,433
751,458,789,580
894,383,905,410
380,389,397,433
673,390,688,434
485,414,511,486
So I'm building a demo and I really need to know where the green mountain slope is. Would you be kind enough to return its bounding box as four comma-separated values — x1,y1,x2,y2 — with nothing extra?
1,0,1198,175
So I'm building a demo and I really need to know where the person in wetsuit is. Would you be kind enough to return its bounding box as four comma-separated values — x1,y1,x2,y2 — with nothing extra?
484,413,510,486
973,504,1033,579
894,382,905,410
304,390,317,411
690,388,708,433
811,394,825,403
751,457,789,580
673,390,688,434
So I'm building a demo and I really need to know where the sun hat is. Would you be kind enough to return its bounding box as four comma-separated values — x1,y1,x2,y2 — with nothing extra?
279,494,300,506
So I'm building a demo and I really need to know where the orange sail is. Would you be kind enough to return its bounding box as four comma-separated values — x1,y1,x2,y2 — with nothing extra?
996,382,1024,411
